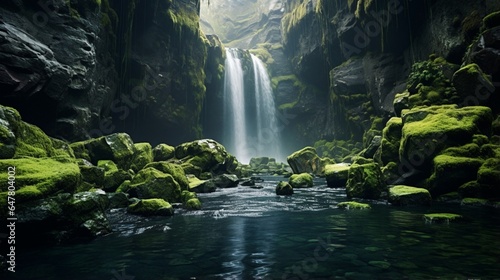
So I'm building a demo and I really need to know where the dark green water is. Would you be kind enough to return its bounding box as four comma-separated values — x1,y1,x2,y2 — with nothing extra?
7,177,500,279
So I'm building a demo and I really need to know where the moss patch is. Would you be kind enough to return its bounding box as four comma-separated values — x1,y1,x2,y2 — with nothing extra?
388,185,431,206
289,173,314,188
423,213,462,223
128,198,174,216
337,201,371,210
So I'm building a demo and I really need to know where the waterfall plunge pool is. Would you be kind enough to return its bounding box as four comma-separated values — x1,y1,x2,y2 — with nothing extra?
6,176,500,279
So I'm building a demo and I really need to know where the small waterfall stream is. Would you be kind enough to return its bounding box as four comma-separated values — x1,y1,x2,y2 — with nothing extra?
223,48,282,163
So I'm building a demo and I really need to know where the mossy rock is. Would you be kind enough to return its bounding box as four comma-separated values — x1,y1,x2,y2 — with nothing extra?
213,174,239,188
477,158,500,186
0,105,74,159
452,64,495,105
127,198,174,216
181,190,201,210
346,163,384,199
337,201,371,210
376,117,403,165
276,181,293,195
153,143,175,161
427,155,484,196
423,213,462,223
103,169,132,192
324,164,350,188
0,158,81,207
97,160,118,172
70,133,136,170
121,167,181,202
289,173,313,188
388,185,431,206
461,197,489,206
287,146,323,175
187,175,216,193
144,161,189,190
78,162,105,188
400,105,492,173
440,143,481,158
130,143,153,172
174,139,237,175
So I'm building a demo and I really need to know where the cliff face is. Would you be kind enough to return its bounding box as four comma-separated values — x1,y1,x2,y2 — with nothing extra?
0,0,225,145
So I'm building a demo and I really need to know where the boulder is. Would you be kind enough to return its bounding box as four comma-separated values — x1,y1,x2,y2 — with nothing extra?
324,163,350,188
144,161,189,190
174,139,237,175
153,144,175,161
423,213,462,224
477,158,500,186
287,146,323,175
130,143,153,172
452,64,495,106
127,199,174,216
276,181,293,196
181,190,201,210
78,159,105,189
375,117,402,166
346,163,385,199
289,173,314,188
213,174,239,188
187,175,216,193
427,155,484,196
98,160,132,192
70,133,137,170
118,167,181,202
388,185,432,206
400,105,492,175
107,192,130,209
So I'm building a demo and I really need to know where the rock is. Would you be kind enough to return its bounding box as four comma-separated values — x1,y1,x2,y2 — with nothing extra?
130,143,153,172
240,178,256,186
465,25,500,87
375,117,402,166
143,161,189,190
388,185,431,206
461,197,490,206
213,174,239,188
107,192,130,209
181,190,201,210
289,173,314,188
423,213,462,223
78,160,105,189
287,146,324,175
362,135,382,159
337,201,371,210
127,199,174,216
70,133,137,170
118,167,181,202
477,158,500,186
346,163,385,199
187,175,216,193
399,105,492,177
153,143,175,161
174,139,237,175
427,155,484,196
452,64,495,107
276,181,293,196
325,163,351,188
0,157,81,217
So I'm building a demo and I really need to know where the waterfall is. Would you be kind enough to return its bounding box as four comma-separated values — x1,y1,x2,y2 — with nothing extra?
223,48,282,164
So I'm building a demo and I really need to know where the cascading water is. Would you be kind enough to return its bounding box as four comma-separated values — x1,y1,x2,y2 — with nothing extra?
223,48,282,163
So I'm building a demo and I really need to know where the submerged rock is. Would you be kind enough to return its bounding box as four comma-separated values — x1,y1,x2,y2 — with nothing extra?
213,174,239,188
276,181,293,196
423,213,462,223
388,185,431,206
127,198,174,216
337,201,371,210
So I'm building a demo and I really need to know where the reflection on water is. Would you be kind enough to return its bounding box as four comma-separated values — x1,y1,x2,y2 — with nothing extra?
6,176,500,279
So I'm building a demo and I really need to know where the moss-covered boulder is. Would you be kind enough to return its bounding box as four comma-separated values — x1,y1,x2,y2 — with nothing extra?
427,155,484,196
400,105,492,174
213,174,239,188
287,146,324,175
324,163,350,188
346,163,385,199
187,174,216,193
288,173,313,188
181,190,201,210
423,213,462,223
78,159,105,190
144,161,189,190
461,197,490,206
127,198,174,216
153,143,175,161
174,139,237,175
375,117,402,166
98,160,132,192
276,181,293,195
337,201,371,210
0,105,74,159
130,143,153,172
118,167,181,202
477,158,500,186
0,158,81,216
70,133,137,170
388,185,431,206
452,64,495,106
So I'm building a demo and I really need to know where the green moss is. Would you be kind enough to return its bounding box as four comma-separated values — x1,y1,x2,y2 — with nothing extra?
289,173,314,188
428,155,484,196
482,11,500,30
153,144,175,161
185,198,202,210
98,160,118,173
461,197,489,206
346,163,384,199
337,201,371,210
128,198,174,216
130,143,153,172
440,143,480,158
125,167,181,202
276,181,293,195
0,158,81,205
423,213,462,223
477,158,500,186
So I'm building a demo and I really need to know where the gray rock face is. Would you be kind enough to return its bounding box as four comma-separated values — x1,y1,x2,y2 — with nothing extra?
0,1,116,141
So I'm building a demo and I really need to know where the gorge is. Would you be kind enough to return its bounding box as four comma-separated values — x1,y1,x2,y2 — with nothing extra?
1,0,500,279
